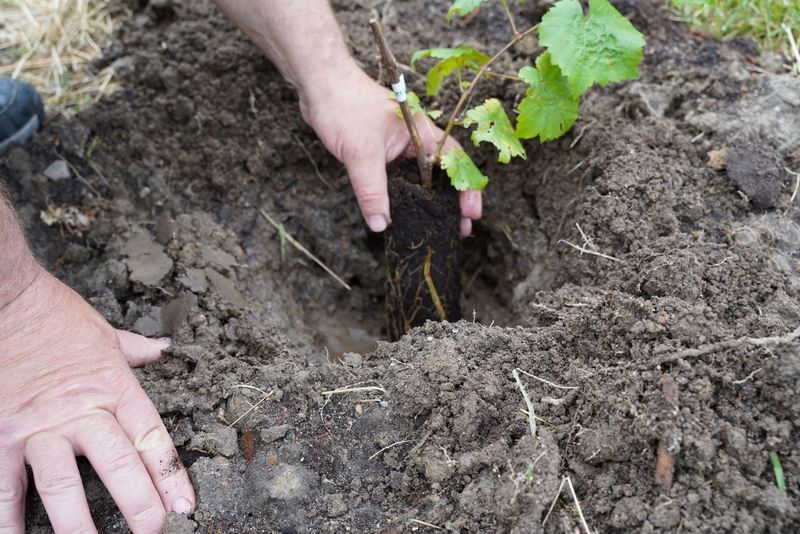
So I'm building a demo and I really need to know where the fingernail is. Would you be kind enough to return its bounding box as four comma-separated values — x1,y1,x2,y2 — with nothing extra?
172,497,193,514
366,215,389,233
157,337,172,350
460,218,472,237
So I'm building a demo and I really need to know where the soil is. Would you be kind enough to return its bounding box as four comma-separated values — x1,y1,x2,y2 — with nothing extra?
3,0,799,532
385,163,461,341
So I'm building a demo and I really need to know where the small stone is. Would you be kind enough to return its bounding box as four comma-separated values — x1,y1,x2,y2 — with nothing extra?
260,424,291,444
707,147,727,170
43,160,71,181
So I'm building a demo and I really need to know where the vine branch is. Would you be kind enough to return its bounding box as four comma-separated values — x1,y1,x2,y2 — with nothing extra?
432,24,537,165
369,19,432,188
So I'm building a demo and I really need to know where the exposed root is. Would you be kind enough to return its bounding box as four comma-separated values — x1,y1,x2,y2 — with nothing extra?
654,326,800,366
321,385,387,397
516,369,578,391
512,368,537,438
558,223,623,263
368,440,413,460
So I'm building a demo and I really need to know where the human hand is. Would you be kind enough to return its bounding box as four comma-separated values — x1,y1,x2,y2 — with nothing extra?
298,66,482,237
0,266,195,533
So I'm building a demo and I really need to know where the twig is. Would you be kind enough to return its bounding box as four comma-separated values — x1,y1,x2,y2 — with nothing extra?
516,369,578,390
370,19,431,187
654,326,800,366
565,476,592,534
512,368,537,438
569,120,597,149
321,385,387,396
227,390,274,428
368,439,413,460
542,476,592,533
409,519,444,530
259,209,351,291
433,24,538,164
500,0,519,37
784,25,800,76
786,167,800,204
542,477,566,527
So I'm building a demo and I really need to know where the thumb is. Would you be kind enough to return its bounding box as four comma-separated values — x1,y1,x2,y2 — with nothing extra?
116,330,171,368
344,146,391,232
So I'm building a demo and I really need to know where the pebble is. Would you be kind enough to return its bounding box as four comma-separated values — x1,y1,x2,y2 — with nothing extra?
43,160,71,181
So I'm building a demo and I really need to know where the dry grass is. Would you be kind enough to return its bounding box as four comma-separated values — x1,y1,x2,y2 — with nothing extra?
0,0,126,115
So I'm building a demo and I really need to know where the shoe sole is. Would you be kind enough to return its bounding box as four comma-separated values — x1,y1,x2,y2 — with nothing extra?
0,112,39,153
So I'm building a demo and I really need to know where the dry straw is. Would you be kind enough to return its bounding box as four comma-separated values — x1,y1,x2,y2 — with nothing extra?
0,0,125,115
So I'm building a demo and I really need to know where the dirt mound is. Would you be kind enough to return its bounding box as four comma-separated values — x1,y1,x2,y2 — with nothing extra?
4,0,798,532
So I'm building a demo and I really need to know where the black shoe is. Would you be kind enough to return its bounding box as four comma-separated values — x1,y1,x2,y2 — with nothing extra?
0,77,44,153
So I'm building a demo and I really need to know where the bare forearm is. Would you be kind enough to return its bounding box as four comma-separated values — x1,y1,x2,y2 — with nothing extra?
0,188,40,308
212,0,367,111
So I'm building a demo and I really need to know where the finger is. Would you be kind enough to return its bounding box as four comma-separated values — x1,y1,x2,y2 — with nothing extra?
460,218,472,237
26,434,97,534
459,189,482,221
344,145,391,232
0,450,27,534
117,330,171,368
75,414,165,534
116,385,195,514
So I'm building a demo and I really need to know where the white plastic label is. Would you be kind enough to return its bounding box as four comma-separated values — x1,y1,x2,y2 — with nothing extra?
391,75,408,103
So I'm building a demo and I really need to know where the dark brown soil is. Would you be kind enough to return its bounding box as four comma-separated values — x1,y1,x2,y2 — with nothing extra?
385,163,461,341
3,0,800,532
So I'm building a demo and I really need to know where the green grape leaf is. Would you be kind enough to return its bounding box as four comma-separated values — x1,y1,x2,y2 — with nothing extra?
463,98,526,163
440,147,489,191
447,0,483,22
515,52,580,142
391,91,442,119
539,0,645,96
410,46,489,96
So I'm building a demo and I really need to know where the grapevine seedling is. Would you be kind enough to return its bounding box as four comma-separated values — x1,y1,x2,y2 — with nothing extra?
372,0,645,191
